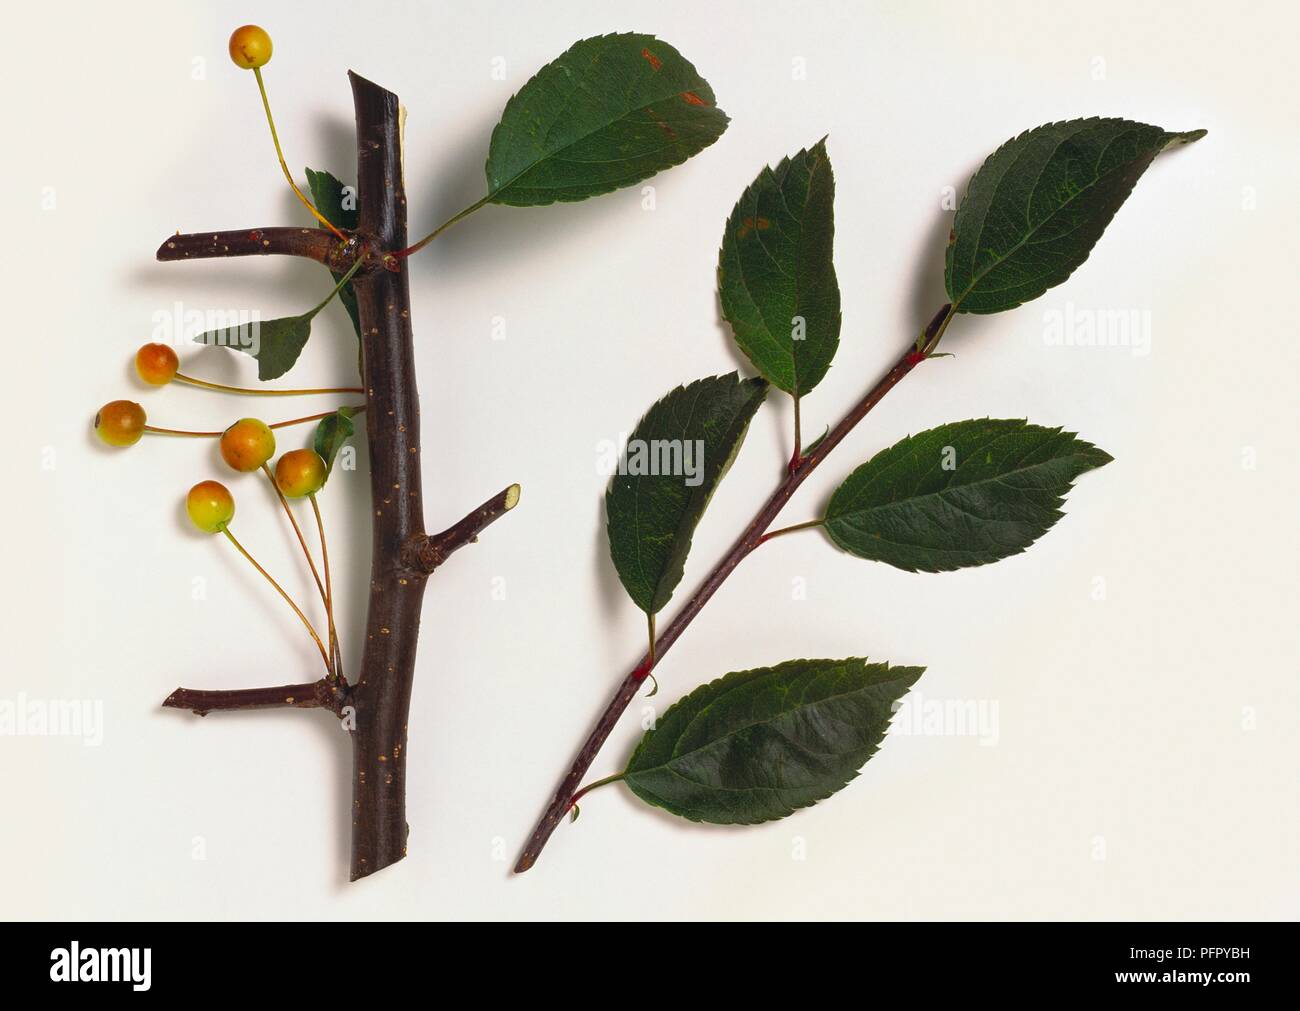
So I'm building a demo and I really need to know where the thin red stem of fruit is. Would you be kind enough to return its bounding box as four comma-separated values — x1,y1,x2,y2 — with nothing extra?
143,405,365,438
174,374,363,396
262,466,333,679
252,67,347,240
222,528,331,674
310,493,343,682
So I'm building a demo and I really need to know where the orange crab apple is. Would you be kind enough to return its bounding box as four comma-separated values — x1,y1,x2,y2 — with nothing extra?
228,25,272,70
275,449,327,498
135,343,179,386
186,481,235,533
219,418,276,472
95,400,146,447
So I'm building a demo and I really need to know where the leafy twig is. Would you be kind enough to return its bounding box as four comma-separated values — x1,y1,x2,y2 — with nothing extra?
513,306,949,873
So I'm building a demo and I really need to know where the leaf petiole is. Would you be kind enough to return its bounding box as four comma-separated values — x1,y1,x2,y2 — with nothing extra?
919,303,957,356
305,257,367,319
790,393,803,472
389,194,493,260
758,518,825,544
647,612,657,668
567,772,627,822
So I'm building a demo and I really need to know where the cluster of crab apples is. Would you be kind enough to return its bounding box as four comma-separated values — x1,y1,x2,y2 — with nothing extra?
95,343,330,535
94,24,351,680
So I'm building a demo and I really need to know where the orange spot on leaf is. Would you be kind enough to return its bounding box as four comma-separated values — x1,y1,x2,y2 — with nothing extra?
680,90,708,107
646,106,677,140
737,216,771,240
641,48,662,71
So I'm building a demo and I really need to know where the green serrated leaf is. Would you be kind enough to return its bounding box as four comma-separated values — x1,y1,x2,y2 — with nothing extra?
313,407,355,477
485,33,728,206
945,118,1205,314
718,140,841,396
606,373,767,615
822,419,1113,572
194,313,313,382
624,658,922,825
305,168,361,341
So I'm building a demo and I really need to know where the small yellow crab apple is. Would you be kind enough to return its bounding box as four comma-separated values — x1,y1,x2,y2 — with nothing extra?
95,400,146,447
275,449,327,498
220,418,276,472
228,25,272,70
135,343,179,386
186,481,235,533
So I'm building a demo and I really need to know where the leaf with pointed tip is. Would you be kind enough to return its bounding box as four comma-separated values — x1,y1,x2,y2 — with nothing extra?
623,658,922,825
945,118,1206,314
486,33,728,206
313,407,355,478
822,419,1112,572
606,373,768,615
305,168,361,342
717,140,841,396
194,313,313,382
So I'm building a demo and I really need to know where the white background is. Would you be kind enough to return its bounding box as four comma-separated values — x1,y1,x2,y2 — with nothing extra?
3,0,1296,920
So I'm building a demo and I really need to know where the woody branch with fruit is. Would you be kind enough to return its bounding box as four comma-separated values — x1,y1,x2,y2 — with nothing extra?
97,26,730,879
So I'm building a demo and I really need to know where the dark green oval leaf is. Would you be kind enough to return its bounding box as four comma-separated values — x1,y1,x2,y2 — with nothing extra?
606,373,767,614
486,33,728,206
313,407,355,477
823,419,1112,572
945,118,1205,314
305,167,361,341
624,658,922,825
194,313,313,382
718,140,840,396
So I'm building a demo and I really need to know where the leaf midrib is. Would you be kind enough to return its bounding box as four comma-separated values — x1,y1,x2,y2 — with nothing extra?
834,441,1096,523
629,380,708,610
490,65,713,200
646,668,910,773
951,124,1146,308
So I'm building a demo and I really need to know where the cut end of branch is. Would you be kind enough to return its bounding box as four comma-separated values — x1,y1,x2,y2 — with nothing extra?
162,688,210,717
349,849,407,882
402,483,522,575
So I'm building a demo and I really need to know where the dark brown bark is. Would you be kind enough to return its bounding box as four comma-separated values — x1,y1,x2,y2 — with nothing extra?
513,305,953,873
157,71,515,882
163,679,344,717
343,70,427,881
155,227,369,271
